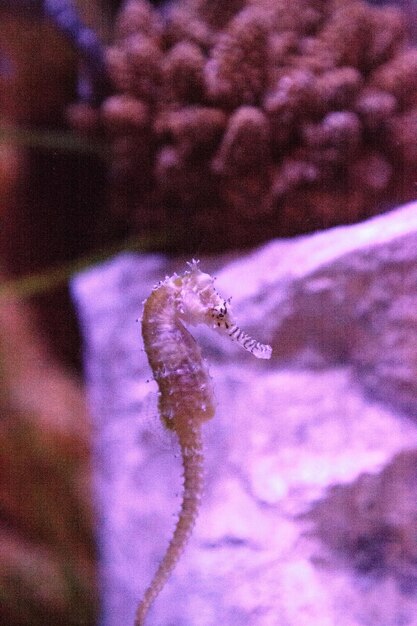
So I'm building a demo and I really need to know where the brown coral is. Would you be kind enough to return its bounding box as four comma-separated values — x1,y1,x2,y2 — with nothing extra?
204,7,270,107
161,41,205,104
212,106,270,174
81,0,417,250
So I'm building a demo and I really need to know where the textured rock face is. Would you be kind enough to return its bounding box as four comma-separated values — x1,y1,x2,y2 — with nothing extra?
72,202,417,626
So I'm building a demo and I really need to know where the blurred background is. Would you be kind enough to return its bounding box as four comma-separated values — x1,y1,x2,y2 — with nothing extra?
1,0,417,624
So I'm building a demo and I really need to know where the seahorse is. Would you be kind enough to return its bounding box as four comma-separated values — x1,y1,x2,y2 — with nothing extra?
136,260,272,625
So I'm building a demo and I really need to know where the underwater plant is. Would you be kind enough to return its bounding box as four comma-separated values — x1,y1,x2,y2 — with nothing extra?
138,260,271,624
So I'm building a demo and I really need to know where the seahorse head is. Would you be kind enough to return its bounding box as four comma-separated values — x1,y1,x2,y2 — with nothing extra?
176,262,236,332
175,260,272,359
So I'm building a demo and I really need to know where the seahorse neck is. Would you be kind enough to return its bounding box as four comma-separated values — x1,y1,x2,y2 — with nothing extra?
143,283,179,327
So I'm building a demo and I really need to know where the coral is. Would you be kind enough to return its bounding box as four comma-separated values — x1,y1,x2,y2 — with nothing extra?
388,108,417,164
78,0,417,249
114,0,163,41
318,1,406,70
204,7,270,107
212,106,270,174
161,41,205,104
370,48,417,106
196,0,247,31
155,107,227,158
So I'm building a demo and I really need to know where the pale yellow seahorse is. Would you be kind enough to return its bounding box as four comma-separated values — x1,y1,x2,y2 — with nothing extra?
136,260,272,625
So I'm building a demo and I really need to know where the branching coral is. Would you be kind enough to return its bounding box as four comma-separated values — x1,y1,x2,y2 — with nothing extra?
76,0,417,249
204,7,270,107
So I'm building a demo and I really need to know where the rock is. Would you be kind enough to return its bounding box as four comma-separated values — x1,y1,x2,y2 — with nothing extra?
304,449,417,593
71,202,417,626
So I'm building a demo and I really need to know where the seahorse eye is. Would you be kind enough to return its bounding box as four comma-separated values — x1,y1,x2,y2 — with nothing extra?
212,304,225,321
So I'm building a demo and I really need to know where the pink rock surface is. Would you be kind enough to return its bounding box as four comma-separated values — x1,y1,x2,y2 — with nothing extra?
72,202,417,625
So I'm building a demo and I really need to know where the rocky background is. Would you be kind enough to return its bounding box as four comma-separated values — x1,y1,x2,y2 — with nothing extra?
72,202,417,625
